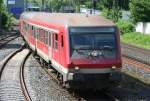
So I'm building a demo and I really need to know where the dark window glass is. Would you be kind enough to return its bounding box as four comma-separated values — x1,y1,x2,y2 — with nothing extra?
40,29,44,42
55,33,58,49
31,26,35,37
36,28,39,39
49,32,51,47
33,27,36,38
25,23,28,32
45,31,48,45
32,26,34,30
61,35,64,47
69,27,117,59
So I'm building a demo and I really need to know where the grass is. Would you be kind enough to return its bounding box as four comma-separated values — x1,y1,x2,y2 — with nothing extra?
121,32,150,49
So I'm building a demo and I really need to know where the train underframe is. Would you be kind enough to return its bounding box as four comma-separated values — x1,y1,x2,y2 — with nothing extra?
65,71,122,90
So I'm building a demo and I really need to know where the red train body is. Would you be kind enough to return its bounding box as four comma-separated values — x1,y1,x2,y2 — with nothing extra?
19,12,122,89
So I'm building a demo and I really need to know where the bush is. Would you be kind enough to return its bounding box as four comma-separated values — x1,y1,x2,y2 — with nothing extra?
117,19,135,34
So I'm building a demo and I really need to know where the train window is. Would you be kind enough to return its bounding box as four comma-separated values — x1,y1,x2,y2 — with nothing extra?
31,26,34,36
27,24,30,32
45,31,48,45
36,28,39,39
54,33,58,49
23,22,25,32
30,25,32,34
25,23,28,32
40,29,45,42
39,29,42,41
49,32,51,47
33,27,36,38
61,35,64,47
32,26,34,30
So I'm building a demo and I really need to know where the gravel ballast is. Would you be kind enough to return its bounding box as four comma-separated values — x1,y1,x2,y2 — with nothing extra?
24,55,77,101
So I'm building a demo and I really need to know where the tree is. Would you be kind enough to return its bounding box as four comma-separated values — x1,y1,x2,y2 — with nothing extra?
130,0,150,23
0,0,15,30
100,0,130,22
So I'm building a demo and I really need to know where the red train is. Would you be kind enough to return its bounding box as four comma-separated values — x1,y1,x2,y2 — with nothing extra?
19,12,122,89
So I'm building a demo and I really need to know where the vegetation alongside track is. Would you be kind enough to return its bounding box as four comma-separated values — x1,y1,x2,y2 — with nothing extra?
121,32,150,49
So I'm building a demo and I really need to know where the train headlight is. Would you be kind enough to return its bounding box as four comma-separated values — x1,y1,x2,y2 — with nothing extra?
112,66,121,72
75,66,79,71
112,66,116,69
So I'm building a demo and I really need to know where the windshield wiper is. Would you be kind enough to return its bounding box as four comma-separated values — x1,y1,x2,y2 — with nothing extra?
95,45,114,50
73,45,92,50
103,45,113,50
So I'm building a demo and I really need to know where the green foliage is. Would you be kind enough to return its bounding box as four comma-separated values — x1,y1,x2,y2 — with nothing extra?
0,6,15,30
100,0,130,10
101,0,125,22
130,0,150,23
117,20,135,34
84,1,93,9
102,8,122,22
121,32,150,49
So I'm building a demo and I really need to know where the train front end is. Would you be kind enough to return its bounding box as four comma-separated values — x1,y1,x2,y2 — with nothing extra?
66,27,122,89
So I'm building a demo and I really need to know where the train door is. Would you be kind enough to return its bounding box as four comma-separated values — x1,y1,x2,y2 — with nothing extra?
52,32,60,63
48,31,52,60
59,33,65,66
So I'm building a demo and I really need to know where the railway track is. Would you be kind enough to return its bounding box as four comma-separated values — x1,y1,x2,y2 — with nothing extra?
20,51,32,101
122,43,150,86
123,56,150,81
0,46,31,100
122,43,150,66
0,33,19,48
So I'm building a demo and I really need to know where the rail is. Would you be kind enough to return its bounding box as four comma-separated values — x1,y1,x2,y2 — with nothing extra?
0,45,32,101
20,51,32,101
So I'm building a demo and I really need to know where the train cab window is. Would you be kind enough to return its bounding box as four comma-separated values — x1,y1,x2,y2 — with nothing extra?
61,35,64,47
45,31,48,45
54,33,58,49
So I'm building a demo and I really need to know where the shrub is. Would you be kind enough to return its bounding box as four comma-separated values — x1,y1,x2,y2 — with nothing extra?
117,19,135,34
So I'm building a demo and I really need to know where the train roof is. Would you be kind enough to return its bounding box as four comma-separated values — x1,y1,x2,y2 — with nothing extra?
21,12,116,27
